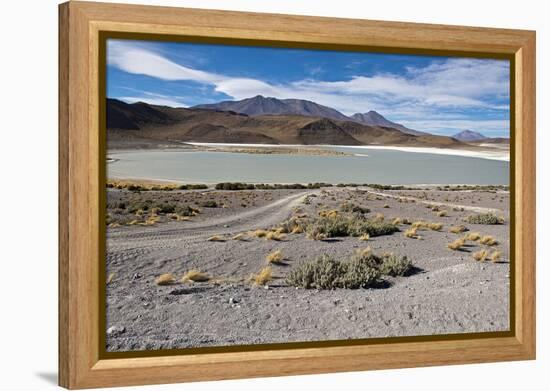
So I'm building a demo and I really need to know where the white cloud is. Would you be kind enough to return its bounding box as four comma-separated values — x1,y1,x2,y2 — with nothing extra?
107,40,510,135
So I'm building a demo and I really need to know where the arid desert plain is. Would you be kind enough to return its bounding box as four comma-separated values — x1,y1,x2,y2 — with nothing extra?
105,181,509,351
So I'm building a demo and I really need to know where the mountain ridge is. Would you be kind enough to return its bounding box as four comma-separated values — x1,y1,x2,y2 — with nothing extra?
107,98,469,150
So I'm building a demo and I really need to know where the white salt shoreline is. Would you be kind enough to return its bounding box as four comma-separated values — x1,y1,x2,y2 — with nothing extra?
187,142,509,162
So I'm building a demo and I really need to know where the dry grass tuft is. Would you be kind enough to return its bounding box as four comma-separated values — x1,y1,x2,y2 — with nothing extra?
437,210,448,217
251,229,269,238
266,250,284,264
465,232,481,241
232,233,247,241
392,217,402,225
291,225,304,234
253,266,273,286
207,235,226,242
473,249,489,262
428,222,443,231
479,235,498,246
490,250,502,262
359,233,370,241
411,220,426,229
266,231,286,241
181,270,210,283
447,238,465,251
373,213,385,222
307,231,327,241
318,209,339,218
155,273,177,286
383,204,390,209
450,225,468,234
107,273,116,284
404,227,420,239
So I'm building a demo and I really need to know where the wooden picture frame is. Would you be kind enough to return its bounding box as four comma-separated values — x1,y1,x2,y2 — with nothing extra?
59,1,536,389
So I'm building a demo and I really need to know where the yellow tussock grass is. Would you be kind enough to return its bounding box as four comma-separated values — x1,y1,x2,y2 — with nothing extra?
155,273,176,286
428,222,443,231
232,233,247,241
253,267,273,286
465,232,481,241
181,270,210,283
479,235,498,246
447,238,465,251
266,231,286,241
207,235,226,242
450,225,468,234
266,250,283,264
107,273,116,284
490,250,501,262
251,229,268,238
359,233,370,241
473,249,489,262
404,227,420,239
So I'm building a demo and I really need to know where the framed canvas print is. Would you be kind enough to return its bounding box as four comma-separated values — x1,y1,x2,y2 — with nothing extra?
58,1,536,389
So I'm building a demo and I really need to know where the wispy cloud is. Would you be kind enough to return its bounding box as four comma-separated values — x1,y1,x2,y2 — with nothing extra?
107,40,510,135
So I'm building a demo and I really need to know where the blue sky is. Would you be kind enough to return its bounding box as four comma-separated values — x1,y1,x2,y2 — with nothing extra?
107,39,510,137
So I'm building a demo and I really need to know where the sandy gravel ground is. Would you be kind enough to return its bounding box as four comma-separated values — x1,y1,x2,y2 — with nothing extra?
105,186,510,352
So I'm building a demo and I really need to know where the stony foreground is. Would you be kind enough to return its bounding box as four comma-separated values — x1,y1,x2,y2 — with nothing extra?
105,185,510,351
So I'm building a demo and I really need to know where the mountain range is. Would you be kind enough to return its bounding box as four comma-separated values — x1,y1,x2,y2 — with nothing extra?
107,97,471,149
193,95,425,136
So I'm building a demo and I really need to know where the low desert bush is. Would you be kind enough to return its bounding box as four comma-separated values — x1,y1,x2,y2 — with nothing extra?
200,200,218,208
379,254,413,277
437,210,448,217
181,270,210,282
359,233,370,241
305,215,398,240
340,202,370,214
155,273,177,286
287,250,412,290
467,213,504,225
447,238,465,251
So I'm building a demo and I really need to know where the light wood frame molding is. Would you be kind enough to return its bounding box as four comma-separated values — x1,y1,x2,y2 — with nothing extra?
59,1,536,389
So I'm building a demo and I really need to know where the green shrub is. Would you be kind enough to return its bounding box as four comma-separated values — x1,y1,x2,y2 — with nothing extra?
306,215,398,239
287,250,410,290
201,200,218,208
466,213,504,225
287,254,380,289
175,205,200,216
379,254,412,276
340,202,370,214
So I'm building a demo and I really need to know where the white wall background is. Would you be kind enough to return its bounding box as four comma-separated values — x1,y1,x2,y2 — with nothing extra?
0,0,546,389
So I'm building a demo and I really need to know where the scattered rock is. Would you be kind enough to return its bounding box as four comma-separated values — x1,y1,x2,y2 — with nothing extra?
107,325,125,336
229,297,239,304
